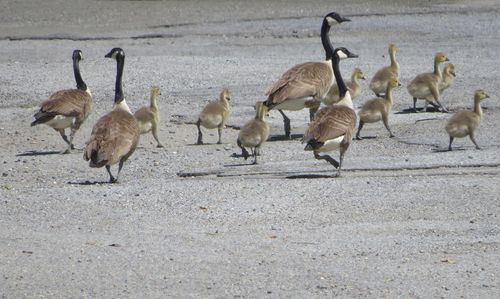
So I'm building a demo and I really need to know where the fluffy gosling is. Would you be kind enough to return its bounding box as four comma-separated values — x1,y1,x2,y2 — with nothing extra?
196,88,231,145
445,89,489,151
422,63,456,112
323,68,365,106
237,101,270,164
134,86,164,148
407,52,450,112
369,44,400,97
356,78,400,140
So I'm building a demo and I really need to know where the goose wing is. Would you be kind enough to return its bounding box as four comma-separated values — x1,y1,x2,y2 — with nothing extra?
304,105,356,143
265,61,332,106
39,89,92,117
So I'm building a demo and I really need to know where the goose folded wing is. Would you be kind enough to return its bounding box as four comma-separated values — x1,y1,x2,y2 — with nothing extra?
40,89,91,117
304,106,356,142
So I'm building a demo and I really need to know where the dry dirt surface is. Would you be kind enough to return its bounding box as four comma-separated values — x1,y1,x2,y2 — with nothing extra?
0,0,499,298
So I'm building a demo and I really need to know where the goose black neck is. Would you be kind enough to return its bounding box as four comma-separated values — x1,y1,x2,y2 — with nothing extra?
332,58,347,98
114,55,125,103
321,20,334,60
73,58,87,91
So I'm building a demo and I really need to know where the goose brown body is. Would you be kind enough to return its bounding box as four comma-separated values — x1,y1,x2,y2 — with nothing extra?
31,50,92,153
84,48,139,183
264,12,351,138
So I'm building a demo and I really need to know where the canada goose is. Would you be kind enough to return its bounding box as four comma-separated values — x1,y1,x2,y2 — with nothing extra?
31,49,92,153
196,88,231,145
264,12,351,138
422,63,456,112
237,101,270,164
369,44,400,97
83,48,139,183
407,52,450,113
303,47,358,177
323,68,365,106
356,78,400,140
445,89,489,151
134,86,164,148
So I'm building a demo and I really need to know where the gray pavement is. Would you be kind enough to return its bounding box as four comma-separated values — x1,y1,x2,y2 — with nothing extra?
0,0,499,297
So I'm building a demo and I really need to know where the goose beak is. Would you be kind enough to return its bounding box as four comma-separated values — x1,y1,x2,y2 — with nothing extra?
348,52,358,58
340,16,351,23
104,51,113,58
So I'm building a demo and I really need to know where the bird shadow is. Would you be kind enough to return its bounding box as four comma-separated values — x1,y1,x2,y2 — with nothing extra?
354,136,377,140
286,174,337,179
432,148,465,153
395,107,442,114
67,180,110,185
268,134,303,142
16,150,61,156
223,162,255,167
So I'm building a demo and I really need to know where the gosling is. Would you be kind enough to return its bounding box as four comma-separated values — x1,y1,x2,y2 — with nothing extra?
445,89,489,151
134,86,164,148
356,78,400,140
237,101,270,164
323,68,365,106
369,44,400,97
407,52,449,113
422,63,456,112
196,88,231,145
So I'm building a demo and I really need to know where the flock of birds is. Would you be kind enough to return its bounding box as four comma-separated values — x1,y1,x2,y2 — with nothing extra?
30,12,491,182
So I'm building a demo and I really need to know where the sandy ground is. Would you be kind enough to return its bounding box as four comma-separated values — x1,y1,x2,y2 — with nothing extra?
0,0,499,297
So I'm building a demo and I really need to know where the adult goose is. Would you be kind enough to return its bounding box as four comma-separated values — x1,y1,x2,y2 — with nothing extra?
264,12,351,139
31,50,92,153
302,47,358,177
84,48,139,183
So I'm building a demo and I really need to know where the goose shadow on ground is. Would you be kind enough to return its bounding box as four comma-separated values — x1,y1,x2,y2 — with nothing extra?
286,173,338,179
267,133,303,142
395,107,444,114
16,150,62,156
67,180,111,185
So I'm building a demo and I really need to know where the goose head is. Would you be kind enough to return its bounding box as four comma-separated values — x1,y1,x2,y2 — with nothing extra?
72,49,83,61
334,47,358,60
388,44,397,55
220,88,231,102
105,47,125,60
387,78,401,89
444,63,456,77
474,89,489,102
435,52,449,63
324,12,351,26
151,86,161,97
353,68,366,80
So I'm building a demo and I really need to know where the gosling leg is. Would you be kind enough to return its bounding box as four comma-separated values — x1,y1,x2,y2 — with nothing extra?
196,119,203,145
469,132,481,150
356,120,364,140
382,114,395,138
448,136,454,151
278,109,291,139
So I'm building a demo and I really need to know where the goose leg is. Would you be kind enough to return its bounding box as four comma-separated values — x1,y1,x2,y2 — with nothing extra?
356,121,364,140
469,132,480,150
217,126,222,144
278,109,291,139
196,119,203,145
382,114,395,138
237,139,249,159
448,136,454,151
152,124,164,148
56,128,71,146
113,160,125,183
313,151,339,168
413,97,419,113
251,148,258,165
106,165,116,183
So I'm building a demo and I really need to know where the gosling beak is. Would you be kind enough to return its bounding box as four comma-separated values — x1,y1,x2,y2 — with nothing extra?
445,57,450,62
398,83,402,87
361,76,366,80
451,71,456,77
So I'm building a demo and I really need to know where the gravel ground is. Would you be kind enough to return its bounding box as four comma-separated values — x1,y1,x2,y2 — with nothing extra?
0,0,499,298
